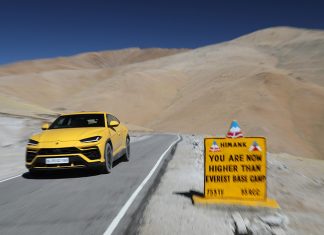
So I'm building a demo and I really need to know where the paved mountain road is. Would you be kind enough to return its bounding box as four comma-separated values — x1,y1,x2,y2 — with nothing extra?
0,134,180,235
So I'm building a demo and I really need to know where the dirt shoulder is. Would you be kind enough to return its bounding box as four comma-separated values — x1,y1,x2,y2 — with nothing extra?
138,135,324,235
0,115,43,179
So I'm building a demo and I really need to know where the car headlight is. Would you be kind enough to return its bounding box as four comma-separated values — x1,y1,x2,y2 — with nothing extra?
80,136,102,143
27,139,39,146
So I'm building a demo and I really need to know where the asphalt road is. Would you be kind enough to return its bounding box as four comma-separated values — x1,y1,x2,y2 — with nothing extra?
0,134,179,235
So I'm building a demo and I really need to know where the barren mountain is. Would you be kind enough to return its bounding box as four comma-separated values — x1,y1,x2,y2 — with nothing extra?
0,48,188,75
0,27,323,159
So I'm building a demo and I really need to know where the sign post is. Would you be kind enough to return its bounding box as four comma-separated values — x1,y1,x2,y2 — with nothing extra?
193,121,279,208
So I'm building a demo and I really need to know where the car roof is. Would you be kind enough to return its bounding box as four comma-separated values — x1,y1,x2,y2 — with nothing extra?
61,111,108,116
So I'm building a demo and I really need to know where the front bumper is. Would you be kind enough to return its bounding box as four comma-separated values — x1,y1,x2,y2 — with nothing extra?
26,145,104,170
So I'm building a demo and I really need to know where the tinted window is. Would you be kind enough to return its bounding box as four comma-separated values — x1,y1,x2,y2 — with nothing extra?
49,114,105,129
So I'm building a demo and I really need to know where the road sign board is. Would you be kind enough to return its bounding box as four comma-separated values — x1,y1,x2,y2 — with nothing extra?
204,137,267,201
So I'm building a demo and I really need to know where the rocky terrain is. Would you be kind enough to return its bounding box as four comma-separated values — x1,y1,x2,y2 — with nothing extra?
139,135,324,235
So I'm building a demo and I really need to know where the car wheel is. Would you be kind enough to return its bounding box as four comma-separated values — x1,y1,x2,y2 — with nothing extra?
123,137,130,161
102,143,113,174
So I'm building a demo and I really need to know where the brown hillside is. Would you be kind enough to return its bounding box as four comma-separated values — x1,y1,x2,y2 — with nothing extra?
0,27,323,159
0,48,188,75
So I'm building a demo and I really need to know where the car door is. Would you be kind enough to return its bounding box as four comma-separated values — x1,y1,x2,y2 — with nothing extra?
107,114,122,154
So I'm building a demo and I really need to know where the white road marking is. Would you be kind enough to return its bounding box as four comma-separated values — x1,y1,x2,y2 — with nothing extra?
103,135,181,235
0,174,22,183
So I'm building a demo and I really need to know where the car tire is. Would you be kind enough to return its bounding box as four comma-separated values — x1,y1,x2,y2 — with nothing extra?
102,143,113,174
123,137,130,162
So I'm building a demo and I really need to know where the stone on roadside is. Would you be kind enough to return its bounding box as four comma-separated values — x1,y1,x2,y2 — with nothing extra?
259,213,288,227
232,212,248,234
249,218,272,235
271,227,286,235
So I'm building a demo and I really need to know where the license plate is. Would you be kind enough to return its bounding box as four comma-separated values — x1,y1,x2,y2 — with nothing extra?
46,158,69,164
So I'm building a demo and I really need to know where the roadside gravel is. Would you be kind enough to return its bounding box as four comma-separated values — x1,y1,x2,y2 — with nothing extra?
0,115,42,179
139,135,324,235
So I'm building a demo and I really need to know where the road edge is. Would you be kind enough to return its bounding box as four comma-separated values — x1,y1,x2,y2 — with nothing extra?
104,134,182,235
125,135,182,235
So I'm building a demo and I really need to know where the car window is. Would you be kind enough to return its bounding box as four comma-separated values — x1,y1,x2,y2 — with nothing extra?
49,114,105,129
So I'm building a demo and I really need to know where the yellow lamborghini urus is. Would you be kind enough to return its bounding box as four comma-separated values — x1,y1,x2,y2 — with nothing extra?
25,112,130,174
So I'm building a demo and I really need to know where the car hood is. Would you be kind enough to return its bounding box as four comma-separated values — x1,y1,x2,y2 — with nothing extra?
33,127,106,142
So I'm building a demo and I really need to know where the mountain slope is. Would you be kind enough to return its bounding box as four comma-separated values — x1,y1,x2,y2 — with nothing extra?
0,48,188,75
0,27,323,159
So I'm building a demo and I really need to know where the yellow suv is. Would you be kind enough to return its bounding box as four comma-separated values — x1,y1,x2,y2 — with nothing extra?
26,112,129,174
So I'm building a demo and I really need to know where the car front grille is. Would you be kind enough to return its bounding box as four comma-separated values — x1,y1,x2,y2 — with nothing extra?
38,147,79,155
36,146,101,160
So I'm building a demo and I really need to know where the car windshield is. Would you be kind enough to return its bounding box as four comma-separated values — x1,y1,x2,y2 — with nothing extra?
49,114,105,129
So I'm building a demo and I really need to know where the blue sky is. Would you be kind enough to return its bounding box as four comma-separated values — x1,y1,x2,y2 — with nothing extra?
0,0,324,65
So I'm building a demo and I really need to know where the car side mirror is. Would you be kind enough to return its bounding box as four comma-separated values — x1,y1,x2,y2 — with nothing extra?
108,120,119,127
41,123,50,130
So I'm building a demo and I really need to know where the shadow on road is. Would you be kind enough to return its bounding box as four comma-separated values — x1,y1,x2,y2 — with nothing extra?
113,157,126,168
22,158,127,180
173,190,204,204
22,169,101,180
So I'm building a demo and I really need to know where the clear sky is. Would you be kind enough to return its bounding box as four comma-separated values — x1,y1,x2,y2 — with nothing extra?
0,0,324,65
